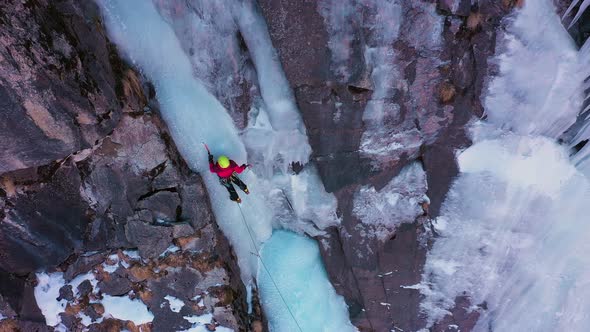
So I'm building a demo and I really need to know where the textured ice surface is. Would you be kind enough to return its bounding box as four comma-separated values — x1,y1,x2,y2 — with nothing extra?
353,162,428,240
235,0,311,170
98,1,350,330
484,0,588,138
419,0,590,330
564,0,590,28
317,0,359,81
420,134,590,331
319,1,443,164
258,231,357,332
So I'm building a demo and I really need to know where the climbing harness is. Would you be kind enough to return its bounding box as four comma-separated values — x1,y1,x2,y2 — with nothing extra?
237,204,304,332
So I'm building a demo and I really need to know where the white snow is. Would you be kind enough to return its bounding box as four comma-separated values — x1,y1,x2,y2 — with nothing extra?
258,230,357,332
123,250,141,260
164,295,185,313
34,272,67,327
35,271,101,328
353,162,427,240
318,0,413,161
184,313,213,325
358,0,405,161
181,313,234,332
102,254,120,273
418,0,590,330
101,294,154,325
160,245,180,257
78,311,103,326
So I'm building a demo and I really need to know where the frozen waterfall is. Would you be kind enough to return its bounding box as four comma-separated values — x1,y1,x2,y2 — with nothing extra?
97,0,354,331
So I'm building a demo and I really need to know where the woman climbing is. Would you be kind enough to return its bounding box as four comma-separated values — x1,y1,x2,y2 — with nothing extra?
205,144,250,203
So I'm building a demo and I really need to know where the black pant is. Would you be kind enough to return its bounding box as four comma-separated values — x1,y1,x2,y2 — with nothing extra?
220,174,247,201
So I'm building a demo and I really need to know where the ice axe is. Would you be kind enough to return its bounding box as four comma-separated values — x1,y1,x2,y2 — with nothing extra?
202,142,211,155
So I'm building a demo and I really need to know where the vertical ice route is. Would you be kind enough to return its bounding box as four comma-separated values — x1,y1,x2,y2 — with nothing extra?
97,1,355,331
417,1,590,331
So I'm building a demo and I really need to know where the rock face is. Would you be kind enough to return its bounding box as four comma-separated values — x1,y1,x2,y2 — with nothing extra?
0,1,121,174
0,1,249,330
257,0,515,330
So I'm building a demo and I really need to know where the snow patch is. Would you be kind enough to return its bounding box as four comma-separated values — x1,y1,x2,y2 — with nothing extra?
160,245,180,257
164,295,185,313
102,294,154,325
181,313,233,332
34,272,67,327
123,250,141,260
102,254,120,273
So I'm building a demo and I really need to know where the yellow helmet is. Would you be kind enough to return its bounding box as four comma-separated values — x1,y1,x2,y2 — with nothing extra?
218,155,230,168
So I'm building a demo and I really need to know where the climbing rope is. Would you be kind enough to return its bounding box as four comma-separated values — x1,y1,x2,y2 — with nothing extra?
237,204,304,332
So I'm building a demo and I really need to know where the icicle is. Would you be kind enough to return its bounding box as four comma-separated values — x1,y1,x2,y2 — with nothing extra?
567,0,590,29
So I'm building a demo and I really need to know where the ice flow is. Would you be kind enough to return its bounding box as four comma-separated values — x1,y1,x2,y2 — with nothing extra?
97,0,353,330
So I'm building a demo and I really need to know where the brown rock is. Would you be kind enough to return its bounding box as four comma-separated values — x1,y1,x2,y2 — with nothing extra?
466,12,482,30
128,266,155,283
0,319,20,332
251,320,264,332
503,0,525,9
439,82,457,104
121,69,147,110
0,1,249,331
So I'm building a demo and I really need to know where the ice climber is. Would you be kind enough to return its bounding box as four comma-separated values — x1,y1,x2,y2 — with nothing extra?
207,150,250,203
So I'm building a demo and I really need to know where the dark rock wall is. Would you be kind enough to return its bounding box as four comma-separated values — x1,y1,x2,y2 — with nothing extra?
0,0,248,330
0,1,120,174
258,0,516,330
